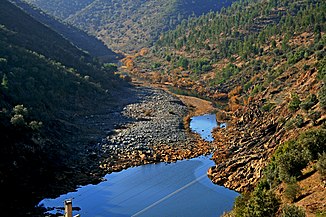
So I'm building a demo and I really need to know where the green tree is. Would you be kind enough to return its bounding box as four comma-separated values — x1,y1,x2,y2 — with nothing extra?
244,189,280,217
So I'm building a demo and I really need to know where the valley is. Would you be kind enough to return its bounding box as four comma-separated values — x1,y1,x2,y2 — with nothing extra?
0,0,325,216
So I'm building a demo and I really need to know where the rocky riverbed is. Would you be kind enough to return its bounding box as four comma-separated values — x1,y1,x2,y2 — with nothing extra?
99,87,213,172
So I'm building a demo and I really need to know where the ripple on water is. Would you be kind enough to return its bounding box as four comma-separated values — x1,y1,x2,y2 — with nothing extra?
38,113,238,217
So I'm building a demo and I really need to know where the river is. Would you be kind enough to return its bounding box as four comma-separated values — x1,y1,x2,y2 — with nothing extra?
38,114,238,217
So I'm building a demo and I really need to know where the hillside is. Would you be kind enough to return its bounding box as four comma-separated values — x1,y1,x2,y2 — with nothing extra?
23,0,236,52
9,0,122,62
0,1,128,216
127,0,326,215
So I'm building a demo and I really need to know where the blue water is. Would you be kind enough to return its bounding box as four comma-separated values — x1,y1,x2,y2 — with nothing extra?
189,113,226,142
38,114,238,217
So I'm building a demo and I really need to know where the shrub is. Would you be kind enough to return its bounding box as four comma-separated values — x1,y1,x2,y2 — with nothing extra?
12,104,28,116
287,49,305,65
297,129,326,160
273,140,310,182
318,85,326,109
316,211,326,217
281,205,306,217
288,94,301,112
293,114,304,128
252,84,263,95
284,182,301,202
317,56,325,81
10,114,25,126
29,120,43,131
308,111,321,125
244,81,252,91
1,73,8,89
233,193,251,217
261,102,276,112
244,189,280,217
284,118,295,130
317,152,326,181
233,179,279,217
300,94,318,111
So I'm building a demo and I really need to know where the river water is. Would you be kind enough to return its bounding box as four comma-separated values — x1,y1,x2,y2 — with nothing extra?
39,114,238,217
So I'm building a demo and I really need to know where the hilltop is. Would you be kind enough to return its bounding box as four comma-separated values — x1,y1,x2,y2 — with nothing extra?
23,0,236,52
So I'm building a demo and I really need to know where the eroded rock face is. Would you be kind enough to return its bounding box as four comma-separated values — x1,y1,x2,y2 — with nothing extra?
209,102,287,192
208,63,324,192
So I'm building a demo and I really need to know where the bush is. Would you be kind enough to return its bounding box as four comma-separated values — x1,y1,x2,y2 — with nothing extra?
233,179,280,217
13,104,28,116
244,81,252,91
300,94,318,111
317,152,326,181
281,204,306,217
233,193,251,217
284,182,301,202
297,129,326,160
293,114,304,128
265,129,326,184
10,114,25,126
288,94,301,112
287,49,305,65
303,64,309,71
261,102,276,112
308,111,321,125
252,84,264,95
318,85,326,109
276,141,309,182
244,189,280,217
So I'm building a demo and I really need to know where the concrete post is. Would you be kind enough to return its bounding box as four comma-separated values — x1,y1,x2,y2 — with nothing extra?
64,199,73,217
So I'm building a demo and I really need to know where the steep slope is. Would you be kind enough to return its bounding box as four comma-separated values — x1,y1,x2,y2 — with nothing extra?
128,0,326,215
25,0,93,19
0,1,127,216
23,0,236,52
0,0,122,90
9,0,122,62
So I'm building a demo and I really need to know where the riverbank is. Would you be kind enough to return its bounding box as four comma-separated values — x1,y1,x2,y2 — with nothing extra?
33,83,217,216
99,86,215,173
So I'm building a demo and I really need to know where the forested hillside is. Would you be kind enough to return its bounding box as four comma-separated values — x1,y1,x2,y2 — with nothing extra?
9,0,121,62
0,1,126,216
132,0,325,99
23,0,236,52
128,0,326,215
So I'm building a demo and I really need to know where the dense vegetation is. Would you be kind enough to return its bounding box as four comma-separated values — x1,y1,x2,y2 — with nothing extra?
132,0,325,101
24,0,236,52
10,0,121,62
0,1,126,216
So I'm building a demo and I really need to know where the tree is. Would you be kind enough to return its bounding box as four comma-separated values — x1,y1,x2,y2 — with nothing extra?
244,189,280,217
